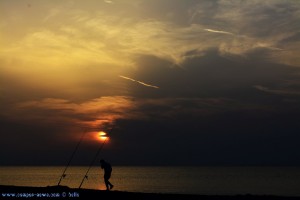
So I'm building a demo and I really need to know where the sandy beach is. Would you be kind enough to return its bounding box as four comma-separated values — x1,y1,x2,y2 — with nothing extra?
1,185,300,200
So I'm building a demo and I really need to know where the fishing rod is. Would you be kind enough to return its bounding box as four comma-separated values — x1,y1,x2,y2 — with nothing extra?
58,128,87,186
78,125,114,189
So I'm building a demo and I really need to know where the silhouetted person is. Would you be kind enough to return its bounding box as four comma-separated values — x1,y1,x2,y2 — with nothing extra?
100,159,114,190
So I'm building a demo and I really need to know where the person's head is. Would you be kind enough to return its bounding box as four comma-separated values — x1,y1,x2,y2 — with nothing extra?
100,159,105,164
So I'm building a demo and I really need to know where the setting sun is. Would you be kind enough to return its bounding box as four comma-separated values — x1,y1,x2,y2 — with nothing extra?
98,131,109,141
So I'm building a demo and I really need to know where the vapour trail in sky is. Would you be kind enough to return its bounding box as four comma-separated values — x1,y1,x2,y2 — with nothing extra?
204,28,234,35
119,75,159,89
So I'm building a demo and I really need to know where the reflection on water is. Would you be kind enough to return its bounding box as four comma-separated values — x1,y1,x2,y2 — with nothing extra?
1,166,300,196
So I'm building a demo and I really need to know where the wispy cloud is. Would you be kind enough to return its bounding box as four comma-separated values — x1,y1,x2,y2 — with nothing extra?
119,75,159,89
3,0,299,69
254,85,300,95
43,8,61,22
15,96,136,129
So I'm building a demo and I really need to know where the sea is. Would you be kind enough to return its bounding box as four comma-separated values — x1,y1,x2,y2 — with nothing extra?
0,166,300,197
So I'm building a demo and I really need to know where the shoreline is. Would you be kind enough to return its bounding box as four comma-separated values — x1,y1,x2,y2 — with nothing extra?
1,185,300,199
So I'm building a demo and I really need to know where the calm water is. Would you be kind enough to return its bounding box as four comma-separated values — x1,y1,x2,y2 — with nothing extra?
0,166,300,196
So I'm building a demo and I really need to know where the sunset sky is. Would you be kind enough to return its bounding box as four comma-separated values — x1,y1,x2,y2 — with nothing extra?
1,0,300,166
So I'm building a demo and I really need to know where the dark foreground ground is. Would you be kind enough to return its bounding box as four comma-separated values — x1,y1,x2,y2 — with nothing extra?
1,185,300,200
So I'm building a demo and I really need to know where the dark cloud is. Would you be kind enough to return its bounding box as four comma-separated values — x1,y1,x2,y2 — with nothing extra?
101,49,300,166
130,49,299,100
107,110,300,166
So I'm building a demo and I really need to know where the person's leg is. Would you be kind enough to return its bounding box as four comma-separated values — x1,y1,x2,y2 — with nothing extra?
104,174,111,190
104,177,109,190
108,180,113,189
